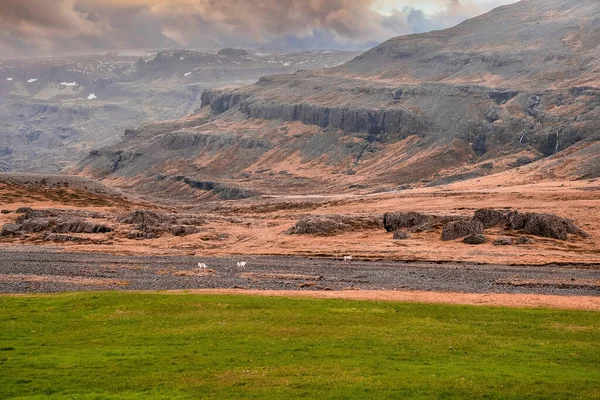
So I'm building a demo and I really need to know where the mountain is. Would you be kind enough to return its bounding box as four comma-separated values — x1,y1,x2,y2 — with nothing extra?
77,0,600,200
0,49,360,173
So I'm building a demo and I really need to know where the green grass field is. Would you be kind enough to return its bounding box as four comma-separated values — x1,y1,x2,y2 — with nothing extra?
1,292,599,399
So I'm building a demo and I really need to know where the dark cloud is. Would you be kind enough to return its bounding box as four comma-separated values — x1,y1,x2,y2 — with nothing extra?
0,0,517,57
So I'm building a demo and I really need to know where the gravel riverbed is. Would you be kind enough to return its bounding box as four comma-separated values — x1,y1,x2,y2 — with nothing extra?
0,247,599,296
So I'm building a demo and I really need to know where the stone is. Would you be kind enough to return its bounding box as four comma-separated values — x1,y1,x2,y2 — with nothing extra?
473,209,508,228
441,220,484,241
393,230,410,240
493,237,513,246
1,223,21,236
463,234,488,245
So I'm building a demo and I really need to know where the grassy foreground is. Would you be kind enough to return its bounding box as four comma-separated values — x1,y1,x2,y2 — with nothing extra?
0,292,599,399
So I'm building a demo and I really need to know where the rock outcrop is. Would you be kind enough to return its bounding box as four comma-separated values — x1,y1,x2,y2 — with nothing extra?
473,209,510,229
384,212,464,233
288,214,382,237
441,221,485,241
506,211,589,240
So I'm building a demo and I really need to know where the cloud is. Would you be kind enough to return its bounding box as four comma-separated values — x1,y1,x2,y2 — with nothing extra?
0,0,518,57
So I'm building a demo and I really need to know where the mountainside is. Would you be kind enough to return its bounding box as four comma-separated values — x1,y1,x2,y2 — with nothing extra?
338,0,600,89
0,49,359,173
78,0,600,200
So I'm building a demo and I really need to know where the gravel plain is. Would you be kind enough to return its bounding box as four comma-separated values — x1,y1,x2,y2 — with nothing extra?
0,247,599,296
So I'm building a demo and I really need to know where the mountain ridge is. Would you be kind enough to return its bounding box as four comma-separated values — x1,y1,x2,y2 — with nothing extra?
77,0,600,200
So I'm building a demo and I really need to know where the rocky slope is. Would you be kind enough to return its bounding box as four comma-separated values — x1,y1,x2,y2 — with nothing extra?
0,49,359,173
78,0,600,199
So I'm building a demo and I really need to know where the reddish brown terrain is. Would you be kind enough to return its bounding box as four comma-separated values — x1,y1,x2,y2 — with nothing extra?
1,173,598,266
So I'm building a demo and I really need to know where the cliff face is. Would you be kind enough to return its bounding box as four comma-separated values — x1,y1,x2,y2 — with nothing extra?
201,78,600,159
201,88,429,141
77,0,600,199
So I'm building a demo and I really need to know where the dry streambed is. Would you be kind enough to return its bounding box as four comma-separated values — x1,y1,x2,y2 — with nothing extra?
0,249,598,298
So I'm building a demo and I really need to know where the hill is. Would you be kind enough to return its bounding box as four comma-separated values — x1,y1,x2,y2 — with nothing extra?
77,0,600,199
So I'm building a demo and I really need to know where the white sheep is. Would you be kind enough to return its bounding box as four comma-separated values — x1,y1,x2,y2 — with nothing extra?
198,262,208,269
236,261,247,268
343,255,353,261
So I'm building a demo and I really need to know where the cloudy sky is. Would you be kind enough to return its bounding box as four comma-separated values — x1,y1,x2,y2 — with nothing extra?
0,0,518,57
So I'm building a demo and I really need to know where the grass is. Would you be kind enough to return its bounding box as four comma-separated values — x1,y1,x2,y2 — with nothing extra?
0,292,599,399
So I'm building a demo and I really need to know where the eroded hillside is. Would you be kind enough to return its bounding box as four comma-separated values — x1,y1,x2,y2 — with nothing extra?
77,0,599,201
0,49,359,173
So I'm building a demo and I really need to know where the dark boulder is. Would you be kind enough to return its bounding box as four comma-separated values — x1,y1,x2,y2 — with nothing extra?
473,209,509,228
393,231,410,240
506,211,588,240
493,237,514,246
522,213,569,240
463,234,488,245
16,207,33,214
1,223,21,236
287,216,350,236
287,214,381,237
383,212,429,232
441,220,484,241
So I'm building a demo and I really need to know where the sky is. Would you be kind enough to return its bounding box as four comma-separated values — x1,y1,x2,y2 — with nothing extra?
0,0,519,57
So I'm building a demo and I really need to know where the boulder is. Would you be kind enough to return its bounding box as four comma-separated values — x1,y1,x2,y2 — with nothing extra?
384,212,428,232
288,214,382,236
1,223,21,236
506,211,588,240
493,237,513,246
15,207,33,214
463,234,488,245
523,213,568,240
287,216,350,236
393,231,410,240
441,220,484,241
509,212,589,240
473,209,508,228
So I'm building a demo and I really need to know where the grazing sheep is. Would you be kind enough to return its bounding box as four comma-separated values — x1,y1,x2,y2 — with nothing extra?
198,262,208,269
343,255,353,261
237,261,247,268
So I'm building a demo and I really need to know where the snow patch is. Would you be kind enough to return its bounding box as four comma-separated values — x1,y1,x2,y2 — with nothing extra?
184,71,192,77
6,78,13,81
60,82,78,86
27,79,38,83
87,93,97,100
